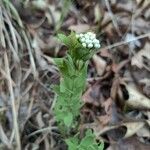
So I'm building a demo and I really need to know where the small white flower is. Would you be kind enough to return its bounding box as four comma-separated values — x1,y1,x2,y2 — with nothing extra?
88,32,96,37
76,32,100,49
93,39,99,44
80,37,86,42
94,43,101,48
82,43,86,47
88,43,93,48
79,33,84,37
85,39,91,44
84,34,90,39
89,35,95,40
91,34,96,39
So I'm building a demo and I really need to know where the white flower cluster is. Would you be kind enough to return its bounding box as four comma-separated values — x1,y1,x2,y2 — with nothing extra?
76,32,101,49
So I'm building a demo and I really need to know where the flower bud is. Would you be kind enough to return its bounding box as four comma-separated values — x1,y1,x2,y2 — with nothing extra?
82,43,86,48
80,37,86,42
88,43,93,48
94,43,101,48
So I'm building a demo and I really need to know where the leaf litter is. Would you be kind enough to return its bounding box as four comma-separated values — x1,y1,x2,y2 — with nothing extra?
0,0,150,149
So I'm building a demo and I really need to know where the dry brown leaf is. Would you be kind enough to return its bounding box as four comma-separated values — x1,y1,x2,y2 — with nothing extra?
47,5,61,24
69,24,90,33
82,85,100,106
143,111,150,120
107,137,150,150
93,54,107,76
117,1,136,12
94,4,102,23
123,122,145,138
132,43,150,69
136,125,150,138
146,120,150,126
101,11,111,27
98,98,114,126
125,84,150,109
98,115,111,126
95,121,145,140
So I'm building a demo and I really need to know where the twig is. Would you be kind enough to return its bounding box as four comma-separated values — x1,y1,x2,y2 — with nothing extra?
98,32,150,52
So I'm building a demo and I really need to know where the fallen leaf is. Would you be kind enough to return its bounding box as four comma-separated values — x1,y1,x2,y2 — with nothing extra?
136,125,150,138
93,54,107,76
131,43,150,69
95,121,145,140
69,24,90,33
94,4,102,23
82,85,100,106
146,120,150,126
125,84,150,109
123,122,145,138
106,137,150,150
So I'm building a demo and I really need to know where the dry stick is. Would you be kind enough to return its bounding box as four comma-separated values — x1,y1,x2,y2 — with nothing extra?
98,32,150,52
4,52,21,150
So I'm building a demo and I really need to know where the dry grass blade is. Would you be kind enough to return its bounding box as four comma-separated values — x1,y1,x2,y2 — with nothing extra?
1,2,19,62
0,124,11,149
0,67,15,86
0,7,6,47
4,52,21,150
3,8,18,53
22,32,38,78
2,0,37,78
28,126,58,138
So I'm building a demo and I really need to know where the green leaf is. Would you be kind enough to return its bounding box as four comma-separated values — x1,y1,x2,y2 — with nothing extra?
60,79,66,93
66,54,75,66
65,136,79,150
53,85,60,94
64,59,75,76
98,142,104,150
57,33,69,46
73,63,87,91
77,129,105,150
65,131,104,150
68,31,78,47
64,113,73,127
80,130,95,147
60,77,75,94
53,58,63,67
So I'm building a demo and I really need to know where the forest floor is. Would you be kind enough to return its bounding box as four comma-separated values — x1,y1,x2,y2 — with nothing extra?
0,0,150,149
